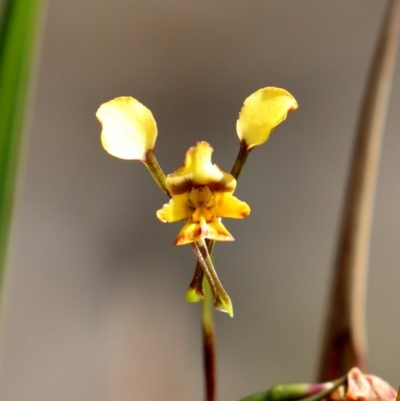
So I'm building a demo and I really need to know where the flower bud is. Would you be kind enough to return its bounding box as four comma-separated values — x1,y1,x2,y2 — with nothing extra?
345,368,397,401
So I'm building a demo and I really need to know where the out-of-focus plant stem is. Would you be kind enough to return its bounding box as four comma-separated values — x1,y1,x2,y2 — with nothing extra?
318,0,400,381
0,0,44,318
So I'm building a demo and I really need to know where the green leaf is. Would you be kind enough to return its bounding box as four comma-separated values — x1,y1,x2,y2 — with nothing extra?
0,0,44,296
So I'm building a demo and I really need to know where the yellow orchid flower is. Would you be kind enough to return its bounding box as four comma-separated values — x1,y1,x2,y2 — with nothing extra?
96,96,157,161
236,87,298,150
157,141,250,245
95,89,297,315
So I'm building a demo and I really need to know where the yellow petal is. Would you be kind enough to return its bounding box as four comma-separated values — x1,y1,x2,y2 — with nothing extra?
175,221,204,245
166,142,236,195
174,218,234,245
191,207,214,223
156,194,191,223
213,193,250,219
205,220,235,241
96,96,157,160
236,87,298,149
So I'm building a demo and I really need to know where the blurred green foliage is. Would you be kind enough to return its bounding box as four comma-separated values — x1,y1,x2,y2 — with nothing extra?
0,0,43,297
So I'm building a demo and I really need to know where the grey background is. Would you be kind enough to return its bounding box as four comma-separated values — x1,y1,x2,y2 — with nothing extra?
1,1,400,400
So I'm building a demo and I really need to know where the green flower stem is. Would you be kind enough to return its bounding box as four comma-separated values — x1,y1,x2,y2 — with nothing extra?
230,140,251,180
144,149,170,197
193,240,232,401
201,241,218,401
190,241,218,401
202,277,216,401
239,376,346,401
0,0,44,319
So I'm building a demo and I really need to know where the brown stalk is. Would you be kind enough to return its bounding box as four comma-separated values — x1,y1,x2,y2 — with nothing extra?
318,0,400,381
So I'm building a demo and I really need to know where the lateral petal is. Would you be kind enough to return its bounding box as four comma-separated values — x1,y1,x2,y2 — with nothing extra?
96,96,157,160
214,193,250,219
236,87,297,149
156,194,191,223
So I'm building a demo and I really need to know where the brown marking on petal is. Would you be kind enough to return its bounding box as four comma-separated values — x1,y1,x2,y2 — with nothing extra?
167,177,196,195
174,235,189,246
174,226,202,246
169,178,235,195
174,236,185,246
207,174,236,193
205,228,235,242
167,158,236,196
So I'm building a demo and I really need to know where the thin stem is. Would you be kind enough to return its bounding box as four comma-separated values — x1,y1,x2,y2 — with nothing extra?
192,238,233,401
230,140,251,180
144,149,170,197
191,241,218,401
318,0,400,380
202,278,216,401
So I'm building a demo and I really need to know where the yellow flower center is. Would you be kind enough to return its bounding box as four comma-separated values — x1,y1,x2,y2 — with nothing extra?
156,142,251,246
189,186,213,207
188,187,215,223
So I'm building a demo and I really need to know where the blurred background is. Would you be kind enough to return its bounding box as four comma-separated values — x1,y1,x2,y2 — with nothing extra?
1,1,399,400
